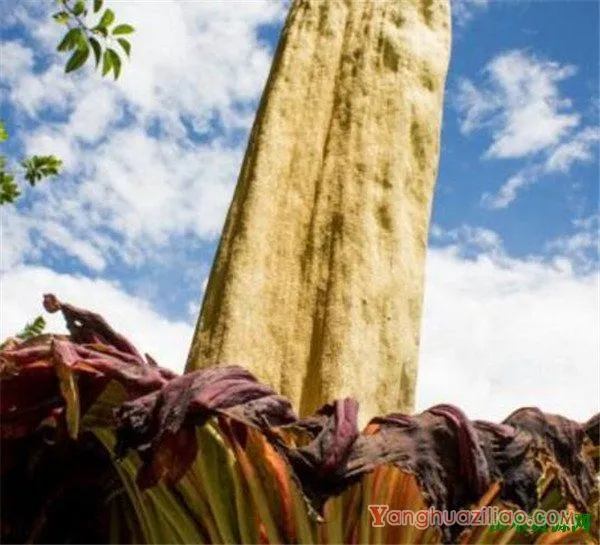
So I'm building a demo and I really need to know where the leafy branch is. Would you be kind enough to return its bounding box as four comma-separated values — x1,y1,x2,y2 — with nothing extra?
17,316,47,340
53,0,135,79
0,122,63,205
0,316,46,349
1,1,135,205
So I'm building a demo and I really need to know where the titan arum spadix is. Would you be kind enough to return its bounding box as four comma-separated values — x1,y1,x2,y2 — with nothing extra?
186,0,452,426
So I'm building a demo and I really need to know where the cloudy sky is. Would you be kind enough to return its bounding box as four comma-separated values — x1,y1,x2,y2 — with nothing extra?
1,0,598,422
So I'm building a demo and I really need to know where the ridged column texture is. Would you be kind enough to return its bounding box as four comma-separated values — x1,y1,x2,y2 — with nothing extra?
186,0,452,426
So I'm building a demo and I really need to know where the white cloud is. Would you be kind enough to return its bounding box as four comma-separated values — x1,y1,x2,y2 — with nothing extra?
545,214,598,274
186,277,208,319
480,167,539,210
456,50,598,208
111,0,283,129
77,128,242,243
41,221,107,271
0,40,34,79
1,1,596,427
24,126,78,170
457,50,580,158
65,86,123,145
430,224,503,255
5,1,284,128
545,126,600,173
2,1,283,271
1,50,76,118
2,240,596,423
187,301,201,320
0,207,33,272
0,266,193,372
418,244,598,422
455,79,498,135
451,0,489,28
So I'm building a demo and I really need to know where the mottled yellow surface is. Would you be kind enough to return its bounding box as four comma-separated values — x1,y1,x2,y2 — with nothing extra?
186,0,452,427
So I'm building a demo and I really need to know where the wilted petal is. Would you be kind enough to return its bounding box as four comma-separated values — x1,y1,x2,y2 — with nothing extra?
43,294,146,365
115,365,296,487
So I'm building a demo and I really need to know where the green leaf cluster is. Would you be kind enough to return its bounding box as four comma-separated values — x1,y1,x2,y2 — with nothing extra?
0,169,20,205
52,0,134,80
0,316,47,349
0,122,21,204
0,121,63,205
16,316,47,341
21,155,63,186
1,2,136,207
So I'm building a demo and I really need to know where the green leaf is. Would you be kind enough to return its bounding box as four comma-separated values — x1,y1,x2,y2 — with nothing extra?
16,316,46,340
72,0,86,16
93,0,103,13
0,121,7,143
52,11,70,24
99,8,115,28
21,155,63,186
117,38,131,57
65,43,90,73
102,49,113,77
106,48,121,79
89,37,102,67
74,29,88,48
112,24,135,35
0,170,20,205
57,28,82,52
92,26,108,38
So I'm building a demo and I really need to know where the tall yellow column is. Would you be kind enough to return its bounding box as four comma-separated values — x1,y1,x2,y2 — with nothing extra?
187,0,452,426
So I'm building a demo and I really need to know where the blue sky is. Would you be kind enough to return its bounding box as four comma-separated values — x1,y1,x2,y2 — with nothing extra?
1,0,598,422
435,0,598,259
